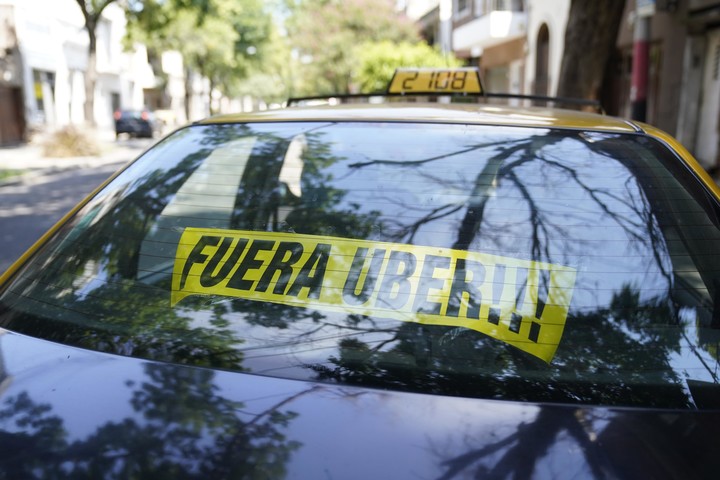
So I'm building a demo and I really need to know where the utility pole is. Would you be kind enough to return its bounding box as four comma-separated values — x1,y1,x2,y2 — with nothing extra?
631,0,653,122
439,0,452,55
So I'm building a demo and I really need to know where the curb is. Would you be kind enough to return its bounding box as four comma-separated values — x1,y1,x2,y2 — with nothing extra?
0,176,24,188
1,135,153,172
0,158,130,189
0,166,72,188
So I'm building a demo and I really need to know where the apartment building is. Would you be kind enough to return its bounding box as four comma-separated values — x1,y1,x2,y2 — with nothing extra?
0,0,157,142
451,0,527,96
409,0,720,171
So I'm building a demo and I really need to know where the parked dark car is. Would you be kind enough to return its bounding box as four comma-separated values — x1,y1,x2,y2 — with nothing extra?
1,69,719,478
113,108,161,138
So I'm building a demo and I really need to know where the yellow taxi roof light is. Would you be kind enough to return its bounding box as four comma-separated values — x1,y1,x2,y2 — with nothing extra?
388,67,484,95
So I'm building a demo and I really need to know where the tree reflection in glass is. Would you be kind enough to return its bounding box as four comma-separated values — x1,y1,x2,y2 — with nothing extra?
0,362,309,479
0,122,718,409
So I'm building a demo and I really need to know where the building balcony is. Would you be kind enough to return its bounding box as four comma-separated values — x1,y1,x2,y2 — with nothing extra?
452,10,527,57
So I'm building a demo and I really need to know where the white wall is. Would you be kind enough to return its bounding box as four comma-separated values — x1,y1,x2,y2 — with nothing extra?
3,0,154,131
161,51,188,125
524,0,570,96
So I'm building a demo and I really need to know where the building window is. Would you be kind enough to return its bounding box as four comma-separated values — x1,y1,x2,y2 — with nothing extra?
455,0,471,18
475,0,525,15
32,69,55,121
491,0,525,11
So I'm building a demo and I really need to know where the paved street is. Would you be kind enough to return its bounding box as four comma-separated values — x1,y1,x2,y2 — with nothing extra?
0,134,154,274
0,164,123,272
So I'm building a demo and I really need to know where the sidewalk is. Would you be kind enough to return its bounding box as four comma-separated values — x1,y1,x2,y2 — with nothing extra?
0,129,154,183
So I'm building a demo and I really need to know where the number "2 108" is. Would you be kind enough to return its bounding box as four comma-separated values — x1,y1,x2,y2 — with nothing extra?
402,71,469,91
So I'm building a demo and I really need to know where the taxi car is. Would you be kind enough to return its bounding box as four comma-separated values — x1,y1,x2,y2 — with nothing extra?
0,68,719,478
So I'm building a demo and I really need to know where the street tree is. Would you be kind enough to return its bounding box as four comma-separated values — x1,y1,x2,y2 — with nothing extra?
126,0,271,118
355,41,461,93
286,0,420,95
74,0,118,126
234,26,296,106
556,0,627,103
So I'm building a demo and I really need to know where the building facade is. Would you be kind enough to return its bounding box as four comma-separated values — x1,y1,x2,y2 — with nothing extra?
0,0,158,138
0,0,209,145
523,0,569,97
410,0,720,172
451,0,527,96
0,3,24,145
674,0,720,170
598,0,720,171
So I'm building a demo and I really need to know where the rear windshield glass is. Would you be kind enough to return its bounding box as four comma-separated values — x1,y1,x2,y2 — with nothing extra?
1,122,719,409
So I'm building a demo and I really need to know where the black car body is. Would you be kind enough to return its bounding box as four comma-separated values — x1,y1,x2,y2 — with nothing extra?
1,99,719,478
0,329,718,479
113,109,160,139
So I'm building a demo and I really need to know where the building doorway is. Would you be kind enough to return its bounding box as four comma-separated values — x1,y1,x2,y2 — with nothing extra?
695,28,720,170
534,24,550,96
0,85,24,145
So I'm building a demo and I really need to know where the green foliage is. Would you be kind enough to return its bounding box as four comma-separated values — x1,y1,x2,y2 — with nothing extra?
234,72,288,106
125,0,272,103
355,41,461,93
286,0,420,95
0,169,23,183
124,0,227,42
231,23,293,103
125,0,453,105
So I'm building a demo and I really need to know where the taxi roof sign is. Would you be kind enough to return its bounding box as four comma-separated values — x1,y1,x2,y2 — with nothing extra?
388,67,484,95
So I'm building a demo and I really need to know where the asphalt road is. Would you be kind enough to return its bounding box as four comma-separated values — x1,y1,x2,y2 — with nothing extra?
0,162,124,274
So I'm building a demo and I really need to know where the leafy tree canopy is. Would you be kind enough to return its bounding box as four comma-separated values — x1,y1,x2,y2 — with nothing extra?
233,22,295,104
125,0,272,103
285,0,420,94
354,41,461,93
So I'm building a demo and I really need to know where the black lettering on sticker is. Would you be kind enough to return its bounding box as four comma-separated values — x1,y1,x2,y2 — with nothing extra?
342,248,386,306
527,270,551,343
502,267,530,334
446,258,484,319
227,240,276,291
536,298,546,319
508,267,545,337
488,307,501,325
412,254,451,315
256,241,304,294
200,237,249,288
529,321,541,343
375,251,417,310
286,243,330,299
514,267,529,310
535,269,551,319
509,312,523,334
180,235,221,290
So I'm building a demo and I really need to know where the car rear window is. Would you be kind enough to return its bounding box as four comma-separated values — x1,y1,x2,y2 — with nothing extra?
1,121,719,409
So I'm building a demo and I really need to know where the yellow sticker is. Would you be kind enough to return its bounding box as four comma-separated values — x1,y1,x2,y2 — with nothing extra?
171,228,576,362
387,68,484,94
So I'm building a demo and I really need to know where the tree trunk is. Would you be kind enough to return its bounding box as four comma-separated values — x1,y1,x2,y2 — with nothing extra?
208,78,215,116
84,28,98,127
556,0,627,102
185,66,193,122
75,1,115,127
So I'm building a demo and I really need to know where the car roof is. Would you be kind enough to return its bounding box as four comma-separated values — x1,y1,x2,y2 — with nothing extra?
198,103,641,133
